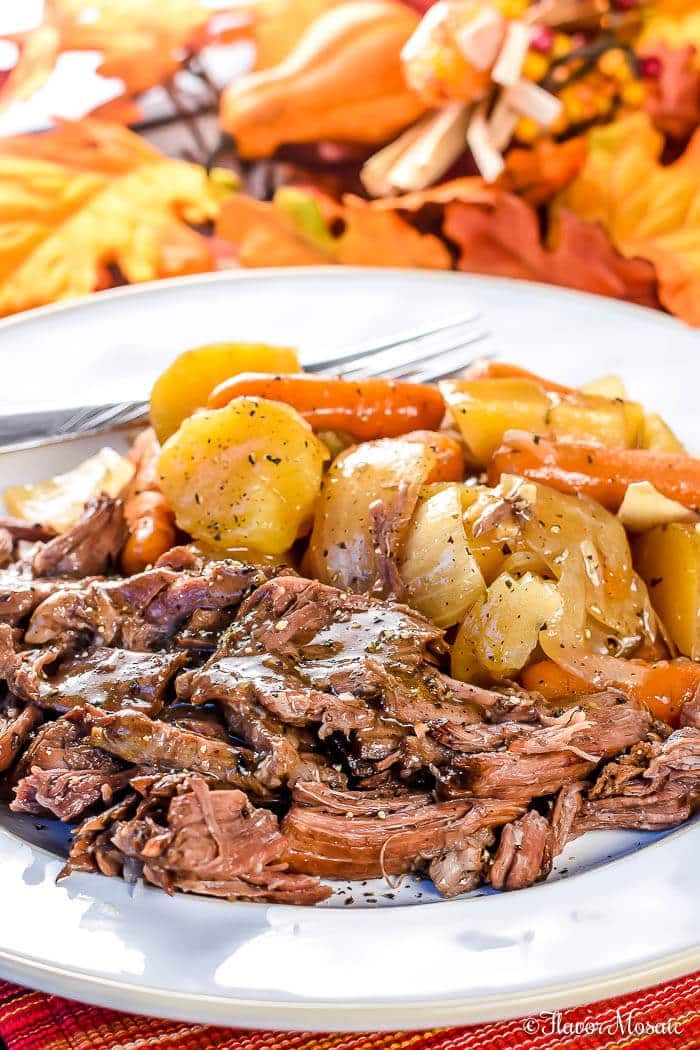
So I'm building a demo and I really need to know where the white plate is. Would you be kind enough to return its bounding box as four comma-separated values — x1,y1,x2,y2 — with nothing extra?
0,269,698,1030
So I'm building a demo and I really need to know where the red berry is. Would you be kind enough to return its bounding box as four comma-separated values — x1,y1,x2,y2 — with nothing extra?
640,54,662,78
531,27,554,53
570,33,587,49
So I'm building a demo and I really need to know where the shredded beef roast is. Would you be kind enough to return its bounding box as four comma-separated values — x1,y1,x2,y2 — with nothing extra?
85,707,269,797
66,771,330,904
574,727,700,832
179,576,513,786
11,711,130,821
26,559,280,652
282,780,523,881
32,497,127,579
1,501,699,907
435,693,652,805
0,696,41,772
1,638,186,716
490,811,552,891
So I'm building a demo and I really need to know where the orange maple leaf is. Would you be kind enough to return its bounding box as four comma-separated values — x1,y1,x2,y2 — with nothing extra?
558,113,700,325
501,137,588,207
217,186,451,269
444,190,659,308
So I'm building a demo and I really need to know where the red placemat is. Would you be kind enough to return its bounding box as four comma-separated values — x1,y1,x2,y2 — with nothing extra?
0,972,697,1050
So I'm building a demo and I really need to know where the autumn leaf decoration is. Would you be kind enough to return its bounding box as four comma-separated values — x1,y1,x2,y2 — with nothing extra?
0,119,235,317
0,0,250,119
444,191,659,308
217,186,451,269
214,175,660,309
558,112,700,325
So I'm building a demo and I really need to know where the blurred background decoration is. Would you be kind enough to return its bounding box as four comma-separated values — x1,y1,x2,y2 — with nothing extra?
0,0,698,323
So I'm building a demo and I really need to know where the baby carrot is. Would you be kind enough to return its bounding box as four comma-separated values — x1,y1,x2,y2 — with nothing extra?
462,360,574,395
207,373,446,441
121,428,177,574
405,430,465,482
489,432,700,511
521,656,700,726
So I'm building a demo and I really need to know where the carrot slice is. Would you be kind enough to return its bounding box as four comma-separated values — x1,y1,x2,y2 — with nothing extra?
207,373,446,441
405,430,465,482
489,431,700,511
520,660,594,700
521,656,700,725
462,360,574,395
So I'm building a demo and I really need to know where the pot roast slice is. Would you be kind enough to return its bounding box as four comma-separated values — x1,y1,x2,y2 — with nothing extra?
435,692,653,805
282,780,523,881
26,559,283,652
0,625,186,717
574,726,700,833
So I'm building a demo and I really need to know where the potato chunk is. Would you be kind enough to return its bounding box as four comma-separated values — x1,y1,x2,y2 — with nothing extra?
150,342,299,443
634,523,700,659
441,377,643,466
641,412,686,454
158,397,327,554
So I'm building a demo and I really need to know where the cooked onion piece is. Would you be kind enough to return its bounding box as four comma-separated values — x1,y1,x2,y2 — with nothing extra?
158,397,328,555
618,481,698,533
305,436,436,594
400,484,485,627
455,474,656,671
452,571,562,682
510,477,654,652
4,447,134,533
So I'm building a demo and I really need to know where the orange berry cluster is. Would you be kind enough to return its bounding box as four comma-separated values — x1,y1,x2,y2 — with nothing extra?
514,34,649,145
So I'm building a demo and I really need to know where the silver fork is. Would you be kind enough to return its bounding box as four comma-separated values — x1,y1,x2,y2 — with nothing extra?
0,313,489,453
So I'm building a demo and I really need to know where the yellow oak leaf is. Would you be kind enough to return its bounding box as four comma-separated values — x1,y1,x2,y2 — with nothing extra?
0,119,233,317
640,2,700,51
557,113,700,325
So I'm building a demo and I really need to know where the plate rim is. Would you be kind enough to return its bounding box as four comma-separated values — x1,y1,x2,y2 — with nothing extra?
0,267,697,1029
0,940,696,1031
0,265,693,338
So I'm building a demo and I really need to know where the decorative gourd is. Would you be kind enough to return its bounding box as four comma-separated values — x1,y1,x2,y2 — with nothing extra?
221,0,428,158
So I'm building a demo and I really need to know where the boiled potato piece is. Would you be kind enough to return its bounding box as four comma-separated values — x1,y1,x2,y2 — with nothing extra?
641,411,686,454
579,375,628,400
4,447,134,533
634,523,700,659
440,378,643,466
150,342,299,443
158,397,328,554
